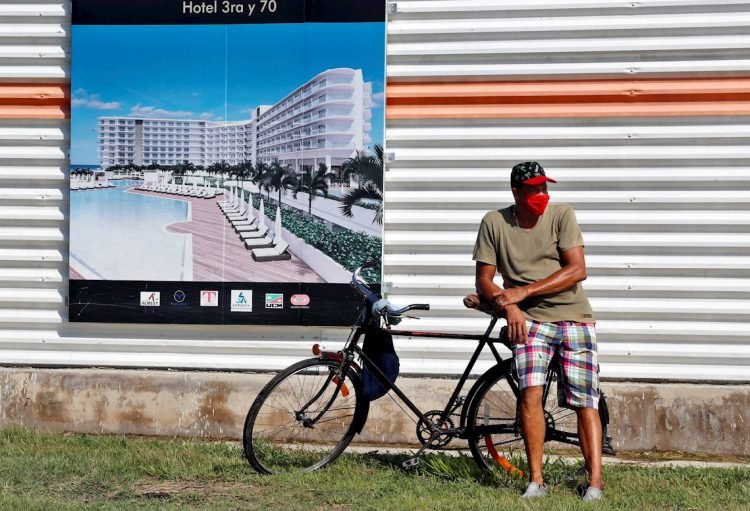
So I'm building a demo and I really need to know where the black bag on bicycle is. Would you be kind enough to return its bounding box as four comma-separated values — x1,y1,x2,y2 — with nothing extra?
361,325,399,401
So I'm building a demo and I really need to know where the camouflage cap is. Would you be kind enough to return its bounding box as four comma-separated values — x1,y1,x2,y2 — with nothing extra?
510,161,557,188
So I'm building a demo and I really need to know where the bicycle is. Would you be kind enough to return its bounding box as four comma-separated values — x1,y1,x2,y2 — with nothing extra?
243,260,615,475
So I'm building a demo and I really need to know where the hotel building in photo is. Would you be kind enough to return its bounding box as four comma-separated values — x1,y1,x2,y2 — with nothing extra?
97,68,373,172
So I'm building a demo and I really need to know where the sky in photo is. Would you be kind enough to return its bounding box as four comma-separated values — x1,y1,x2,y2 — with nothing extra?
71,22,385,164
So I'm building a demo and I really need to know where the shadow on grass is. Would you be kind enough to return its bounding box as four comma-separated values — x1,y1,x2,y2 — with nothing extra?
335,449,587,492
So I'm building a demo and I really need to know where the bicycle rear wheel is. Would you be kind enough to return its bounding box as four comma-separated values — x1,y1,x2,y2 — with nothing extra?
542,368,579,444
243,358,366,474
466,360,526,476
467,362,612,477
545,370,615,455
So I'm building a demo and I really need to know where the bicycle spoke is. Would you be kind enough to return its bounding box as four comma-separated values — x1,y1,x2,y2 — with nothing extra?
310,413,355,426
244,359,362,474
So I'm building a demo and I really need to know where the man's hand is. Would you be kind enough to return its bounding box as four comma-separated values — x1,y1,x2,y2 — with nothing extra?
494,286,529,308
504,304,528,345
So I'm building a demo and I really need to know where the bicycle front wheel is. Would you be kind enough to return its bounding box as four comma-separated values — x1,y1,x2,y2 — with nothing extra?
243,358,366,474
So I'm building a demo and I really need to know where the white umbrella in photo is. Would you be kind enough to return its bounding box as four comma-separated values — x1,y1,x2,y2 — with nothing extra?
274,206,283,242
258,197,265,227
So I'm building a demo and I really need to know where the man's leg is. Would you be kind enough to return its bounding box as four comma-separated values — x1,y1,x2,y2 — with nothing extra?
519,386,545,484
560,321,603,493
577,407,603,489
514,320,555,496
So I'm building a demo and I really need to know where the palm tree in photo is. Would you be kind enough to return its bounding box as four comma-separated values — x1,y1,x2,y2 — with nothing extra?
339,181,383,224
369,143,384,185
341,149,367,189
193,164,205,187
294,162,336,216
175,160,195,186
235,160,253,198
339,144,384,225
340,144,384,189
263,162,298,207
208,160,231,188
206,162,222,184
172,166,185,186
252,162,268,199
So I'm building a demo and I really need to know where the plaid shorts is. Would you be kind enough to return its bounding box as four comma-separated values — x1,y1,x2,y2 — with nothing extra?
513,320,599,409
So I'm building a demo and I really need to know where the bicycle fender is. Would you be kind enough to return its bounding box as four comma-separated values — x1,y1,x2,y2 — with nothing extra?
354,399,370,435
599,392,611,427
459,360,515,430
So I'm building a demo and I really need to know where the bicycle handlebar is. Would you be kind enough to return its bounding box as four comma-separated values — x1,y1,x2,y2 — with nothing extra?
350,261,431,320
373,299,430,318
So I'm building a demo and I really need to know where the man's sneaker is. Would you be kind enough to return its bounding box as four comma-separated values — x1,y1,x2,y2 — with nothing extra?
582,487,604,502
522,482,548,499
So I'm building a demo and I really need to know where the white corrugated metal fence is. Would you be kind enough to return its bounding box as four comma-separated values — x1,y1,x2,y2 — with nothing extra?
0,0,747,381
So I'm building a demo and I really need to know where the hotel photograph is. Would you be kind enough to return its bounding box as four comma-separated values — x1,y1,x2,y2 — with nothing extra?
69,22,385,285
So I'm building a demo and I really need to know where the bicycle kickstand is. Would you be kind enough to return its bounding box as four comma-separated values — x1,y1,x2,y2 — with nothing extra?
401,429,441,471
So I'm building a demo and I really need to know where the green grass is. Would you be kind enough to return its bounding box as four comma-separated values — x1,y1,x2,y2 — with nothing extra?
1,428,748,510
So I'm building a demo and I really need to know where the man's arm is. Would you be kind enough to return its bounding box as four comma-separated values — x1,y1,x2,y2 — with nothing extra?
475,262,529,344
493,246,588,308
475,261,502,304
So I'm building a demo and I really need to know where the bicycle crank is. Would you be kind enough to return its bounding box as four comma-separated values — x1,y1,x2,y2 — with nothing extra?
416,410,456,449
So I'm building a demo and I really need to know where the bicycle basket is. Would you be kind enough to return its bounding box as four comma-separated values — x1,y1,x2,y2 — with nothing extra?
361,325,399,401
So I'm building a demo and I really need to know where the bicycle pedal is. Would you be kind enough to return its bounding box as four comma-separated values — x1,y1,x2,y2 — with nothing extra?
402,457,422,470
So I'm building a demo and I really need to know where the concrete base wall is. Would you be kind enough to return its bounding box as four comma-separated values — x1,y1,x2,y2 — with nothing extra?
1,367,747,455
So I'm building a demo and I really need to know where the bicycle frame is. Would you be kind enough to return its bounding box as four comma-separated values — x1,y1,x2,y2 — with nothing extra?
337,314,510,437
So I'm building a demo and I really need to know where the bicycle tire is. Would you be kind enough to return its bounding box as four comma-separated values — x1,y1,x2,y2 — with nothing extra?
465,360,526,476
542,368,611,451
243,357,367,474
466,361,610,477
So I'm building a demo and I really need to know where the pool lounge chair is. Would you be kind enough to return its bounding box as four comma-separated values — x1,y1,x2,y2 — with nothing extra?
244,234,275,250
234,219,259,233
239,224,269,240
219,189,237,206
229,206,254,224
226,204,249,221
231,213,256,227
252,239,291,262
220,198,241,213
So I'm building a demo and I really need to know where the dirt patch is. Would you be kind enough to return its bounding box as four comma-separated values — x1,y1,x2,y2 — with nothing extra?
133,479,245,499
614,449,750,464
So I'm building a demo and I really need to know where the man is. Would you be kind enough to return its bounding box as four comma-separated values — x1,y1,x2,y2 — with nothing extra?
472,161,603,501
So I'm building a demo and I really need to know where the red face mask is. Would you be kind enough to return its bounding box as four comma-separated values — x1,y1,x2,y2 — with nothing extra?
522,193,550,216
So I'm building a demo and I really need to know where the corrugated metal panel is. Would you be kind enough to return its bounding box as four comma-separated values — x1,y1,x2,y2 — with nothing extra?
0,1,356,376
384,0,750,381
0,0,747,382
388,0,750,80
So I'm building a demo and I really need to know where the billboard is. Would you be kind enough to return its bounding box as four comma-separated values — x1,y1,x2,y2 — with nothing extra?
69,0,385,325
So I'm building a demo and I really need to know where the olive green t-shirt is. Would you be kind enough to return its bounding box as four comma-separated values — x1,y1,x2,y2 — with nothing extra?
472,203,595,323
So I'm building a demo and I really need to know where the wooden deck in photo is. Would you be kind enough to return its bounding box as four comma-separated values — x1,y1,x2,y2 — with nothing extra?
129,189,325,283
